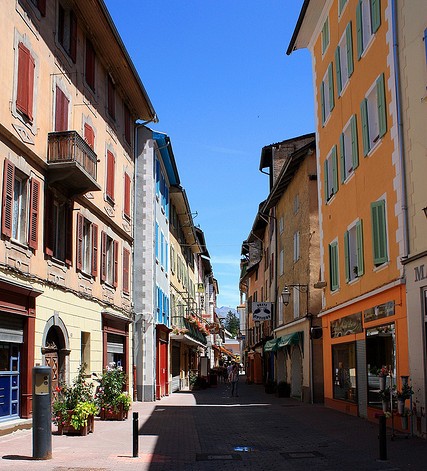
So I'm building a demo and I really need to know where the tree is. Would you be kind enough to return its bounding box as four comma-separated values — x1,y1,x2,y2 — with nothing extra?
225,310,240,338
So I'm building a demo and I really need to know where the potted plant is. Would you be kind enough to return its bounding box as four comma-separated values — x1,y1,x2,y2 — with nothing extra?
52,363,96,435
378,366,389,391
396,383,413,415
379,387,392,413
94,362,129,420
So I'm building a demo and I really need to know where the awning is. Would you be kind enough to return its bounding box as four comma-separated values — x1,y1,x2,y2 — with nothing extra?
276,331,303,349
263,338,279,352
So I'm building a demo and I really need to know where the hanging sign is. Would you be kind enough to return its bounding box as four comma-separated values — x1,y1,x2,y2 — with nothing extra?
252,302,272,321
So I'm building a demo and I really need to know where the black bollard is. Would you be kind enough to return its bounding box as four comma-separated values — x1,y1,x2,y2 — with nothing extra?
32,366,52,460
132,412,139,458
379,415,387,461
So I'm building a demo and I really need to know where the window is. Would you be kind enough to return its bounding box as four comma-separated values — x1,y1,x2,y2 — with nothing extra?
371,199,388,266
122,248,130,294
155,222,159,260
338,0,348,16
320,63,335,125
321,17,329,54
16,42,35,122
329,240,339,291
293,286,300,319
324,145,339,202
76,213,98,277
45,189,72,264
101,231,118,287
356,0,381,59
335,22,354,95
279,249,284,276
333,342,357,403
29,0,46,16
340,115,359,181
344,220,364,282
58,2,77,62
81,332,90,371
124,105,131,144
85,38,96,92
123,173,131,219
170,246,176,274
107,75,115,120
293,231,300,262
361,74,387,155
84,123,95,149
2,159,39,249
106,150,115,203
55,86,69,132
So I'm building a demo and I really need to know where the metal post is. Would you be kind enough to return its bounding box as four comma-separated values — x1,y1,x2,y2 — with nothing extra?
379,415,387,461
32,366,52,460
132,412,139,458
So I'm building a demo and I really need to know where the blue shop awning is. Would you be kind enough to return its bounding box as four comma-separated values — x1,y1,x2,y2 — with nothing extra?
263,338,279,352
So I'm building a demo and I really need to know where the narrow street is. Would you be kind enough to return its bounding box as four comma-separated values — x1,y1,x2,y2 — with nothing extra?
1,375,427,471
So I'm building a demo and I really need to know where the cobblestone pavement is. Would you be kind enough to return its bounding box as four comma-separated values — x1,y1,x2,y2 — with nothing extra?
1,375,427,470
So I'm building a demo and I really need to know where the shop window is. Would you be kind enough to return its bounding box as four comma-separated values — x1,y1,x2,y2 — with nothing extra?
340,115,359,182
366,324,395,408
332,342,357,402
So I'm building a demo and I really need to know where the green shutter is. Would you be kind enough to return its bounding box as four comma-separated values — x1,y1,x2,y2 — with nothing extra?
377,73,387,138
339,0,347,15
346,22,354,77
329,242,339,291
344,230,350,282
324,159,329,201
351,115,359,169
332,145,339,194
371,0,381,33
356,1,363,59
356,220,364,276
335,46,342,95
371,200,388,265
328,63,335,111
320,82,326,125
360,98,370,155
339,133,346,182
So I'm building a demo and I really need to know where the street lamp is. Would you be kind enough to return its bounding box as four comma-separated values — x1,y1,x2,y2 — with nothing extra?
281,284,308,308
281,286,291,306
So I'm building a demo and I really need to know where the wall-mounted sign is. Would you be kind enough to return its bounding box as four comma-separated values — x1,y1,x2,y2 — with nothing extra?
330,312,363,338
252,302,272,321
364,301,395,323
197,283,205,293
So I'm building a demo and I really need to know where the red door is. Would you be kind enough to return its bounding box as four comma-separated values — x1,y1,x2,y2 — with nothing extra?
156,340,168,399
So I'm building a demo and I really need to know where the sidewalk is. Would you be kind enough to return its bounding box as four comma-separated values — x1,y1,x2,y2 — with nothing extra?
1,376,427,470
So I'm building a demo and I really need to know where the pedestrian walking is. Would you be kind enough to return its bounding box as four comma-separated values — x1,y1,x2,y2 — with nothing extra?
229,362,239,397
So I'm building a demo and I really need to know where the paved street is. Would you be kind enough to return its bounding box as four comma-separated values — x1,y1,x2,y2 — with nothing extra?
1,375,427,470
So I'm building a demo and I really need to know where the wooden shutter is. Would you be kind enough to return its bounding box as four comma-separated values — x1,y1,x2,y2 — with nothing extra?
123,248,130,294
339,133,346,183
371,200,388,265
320,82,326,125
76,212,83,271
346,22,354,77
344,230,350,282
91,223,98,277
70,11,77,63
323,160,329,201
84,123,95,149
65,202,73,266
17,43,35,121
55,86,69,132
100,231,107,281
356,220,364,276
371,0,381,33
356,1,363,59
44,188,54,256
332,145,338,195
329,242,339,291
113,240,119,288
328,63,335,111
2,159,15,238
107,75,115,119
360,98,370,155
124,173,131,218
351,115,359,169
28,178,40,250
335,46,342,95
85,38,95,91
106,151,115,201
376,74,387,138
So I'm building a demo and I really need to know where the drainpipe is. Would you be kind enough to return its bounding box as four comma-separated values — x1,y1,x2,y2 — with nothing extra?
391,0,409,260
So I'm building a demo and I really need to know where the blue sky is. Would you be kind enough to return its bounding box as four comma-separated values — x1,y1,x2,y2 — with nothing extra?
104,0,314,309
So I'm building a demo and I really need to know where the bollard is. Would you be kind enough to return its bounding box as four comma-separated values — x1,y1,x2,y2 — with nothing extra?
378,415,387,461
132,412,139,458
32,366,52,460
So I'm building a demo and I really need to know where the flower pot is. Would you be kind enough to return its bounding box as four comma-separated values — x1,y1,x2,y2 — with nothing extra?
57,410,93,436
100,403,127,421
397,399,405,415
379,376,386,391
382,401,389,413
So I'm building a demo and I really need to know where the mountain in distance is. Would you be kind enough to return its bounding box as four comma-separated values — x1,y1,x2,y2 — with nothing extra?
215,306,238,319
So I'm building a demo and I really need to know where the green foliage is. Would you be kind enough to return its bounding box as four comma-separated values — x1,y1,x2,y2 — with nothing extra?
94,363,128,413
225,310,240,338
396,383,413,400
70,401,98,430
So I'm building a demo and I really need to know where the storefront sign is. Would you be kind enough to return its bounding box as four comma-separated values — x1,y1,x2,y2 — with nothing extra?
330,313,362,338
252,302,272,321
414,264,427,282
364,301,395,323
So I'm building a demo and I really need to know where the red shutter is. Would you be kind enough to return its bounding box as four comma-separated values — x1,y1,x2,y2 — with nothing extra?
123,248,130,294
85,39,95,91
65,202,73,266
55,86,69,132
76,212,83,270
124,105,131,144
100,231,107,281
44,188,54,256
2,159,15,238
84,123,95,149
124,173,131,218
113,240,119,288
91,223,98,277
37,0,46,16
106,151,115,201
16,43,35,121
70,11,77,63
107,75,115,119
28,178,40,250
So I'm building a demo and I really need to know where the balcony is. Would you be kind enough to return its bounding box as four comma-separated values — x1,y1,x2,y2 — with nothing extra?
170,315,207,346
47,131,101,195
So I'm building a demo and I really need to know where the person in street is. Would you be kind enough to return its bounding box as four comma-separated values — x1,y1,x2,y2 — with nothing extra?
229,362,239,397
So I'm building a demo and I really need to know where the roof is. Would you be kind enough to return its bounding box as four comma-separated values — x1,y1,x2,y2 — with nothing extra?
152,131,179,186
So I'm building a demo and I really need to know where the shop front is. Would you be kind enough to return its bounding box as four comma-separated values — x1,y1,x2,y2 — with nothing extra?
321,283,408,420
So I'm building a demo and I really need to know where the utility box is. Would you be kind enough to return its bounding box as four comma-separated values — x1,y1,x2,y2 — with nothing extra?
32,366,52,460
